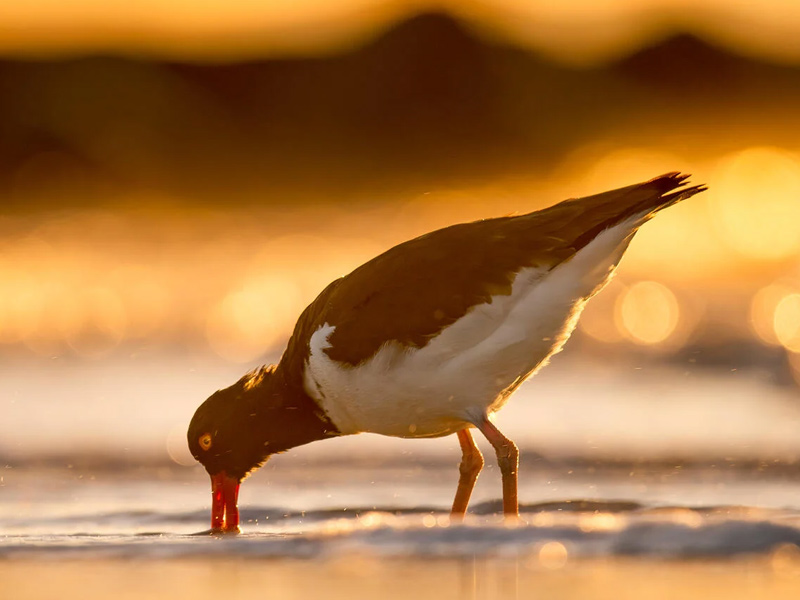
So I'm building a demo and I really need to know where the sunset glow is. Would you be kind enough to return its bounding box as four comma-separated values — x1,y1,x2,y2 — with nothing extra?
2,145,799,360
711,147,800,261
2,1,800,63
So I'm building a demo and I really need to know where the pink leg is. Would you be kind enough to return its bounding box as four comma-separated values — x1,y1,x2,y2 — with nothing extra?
451,428,484,519
476,418,519,517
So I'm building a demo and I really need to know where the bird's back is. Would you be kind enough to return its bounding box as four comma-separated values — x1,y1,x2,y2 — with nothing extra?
283,172,704,371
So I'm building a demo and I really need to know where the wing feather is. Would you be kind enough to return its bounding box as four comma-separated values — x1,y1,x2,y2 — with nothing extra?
283,173,705,367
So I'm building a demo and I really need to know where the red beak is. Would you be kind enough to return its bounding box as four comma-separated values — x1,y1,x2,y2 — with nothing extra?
210,471,241,533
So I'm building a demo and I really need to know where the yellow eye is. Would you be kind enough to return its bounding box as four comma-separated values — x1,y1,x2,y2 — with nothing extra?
198,433,213,451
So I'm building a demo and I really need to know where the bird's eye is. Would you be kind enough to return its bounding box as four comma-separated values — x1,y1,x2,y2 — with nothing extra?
198,433,213,451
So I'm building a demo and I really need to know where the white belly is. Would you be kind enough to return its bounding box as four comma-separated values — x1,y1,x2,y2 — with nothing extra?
303,216,641,438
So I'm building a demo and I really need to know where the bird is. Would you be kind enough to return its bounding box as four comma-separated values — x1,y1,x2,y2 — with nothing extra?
187,172,706,533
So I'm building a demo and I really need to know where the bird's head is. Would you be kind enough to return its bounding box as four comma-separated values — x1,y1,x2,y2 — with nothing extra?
187,365,279,533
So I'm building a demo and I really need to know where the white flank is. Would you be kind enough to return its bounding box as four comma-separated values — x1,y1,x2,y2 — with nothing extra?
303,214,646,438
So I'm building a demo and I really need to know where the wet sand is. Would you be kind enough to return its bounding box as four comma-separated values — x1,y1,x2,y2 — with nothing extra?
6,556,800,600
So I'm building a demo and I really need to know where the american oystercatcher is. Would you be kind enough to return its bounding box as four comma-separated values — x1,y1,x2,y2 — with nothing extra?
188,173,706,532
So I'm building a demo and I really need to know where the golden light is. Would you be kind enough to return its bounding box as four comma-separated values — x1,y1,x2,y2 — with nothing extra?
582,147,688,192
486,0,800,66
205,276,302,363
771,543,800,577
530,512,555,527
109,266,171,339
578,512,620,533
21,282,74,356
421,514,437,528
615,280,680,345
666,507,704,529
749,283,797,346
0,275,45,345
578,279,627,343
563,148,731,281
2,0,800,67
773,293,800,352
536,540,569,569
711,147,800,261
62,287,128,358
0,0,413,59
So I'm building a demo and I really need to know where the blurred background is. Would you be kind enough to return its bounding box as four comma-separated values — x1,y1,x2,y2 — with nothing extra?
2,0,800,474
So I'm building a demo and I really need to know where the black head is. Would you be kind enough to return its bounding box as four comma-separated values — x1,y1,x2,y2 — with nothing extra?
187,366,279,482
188,363,336,532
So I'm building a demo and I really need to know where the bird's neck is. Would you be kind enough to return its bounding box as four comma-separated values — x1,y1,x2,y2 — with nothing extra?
245,361,340,455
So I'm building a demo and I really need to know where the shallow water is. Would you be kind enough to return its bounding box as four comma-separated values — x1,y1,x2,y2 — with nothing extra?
5,357,800,598
5,462,800,561
6,455,800,599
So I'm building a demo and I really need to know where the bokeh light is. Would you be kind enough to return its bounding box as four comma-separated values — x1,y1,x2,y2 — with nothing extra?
559,147,728,283
615,281,680,346
578,279,628,343
205,276,303,363
22,281,74,356
109,266,171,339
63,287,128,358
536,540,569,569
0,272,45,345
750,283,798,347
0,146,797,363
578,512,620,533
711,147,800,261
773,293,800,352
166,422,197,467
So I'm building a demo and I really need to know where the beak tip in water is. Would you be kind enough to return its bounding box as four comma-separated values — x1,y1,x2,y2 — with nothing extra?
210,471,241,533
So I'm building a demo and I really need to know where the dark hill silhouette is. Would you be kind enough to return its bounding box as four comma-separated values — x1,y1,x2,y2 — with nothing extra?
617,33,746,89
615,32,800,97
1,12,800,209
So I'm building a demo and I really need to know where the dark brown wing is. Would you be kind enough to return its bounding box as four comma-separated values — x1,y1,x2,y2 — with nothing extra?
283,173,705,368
